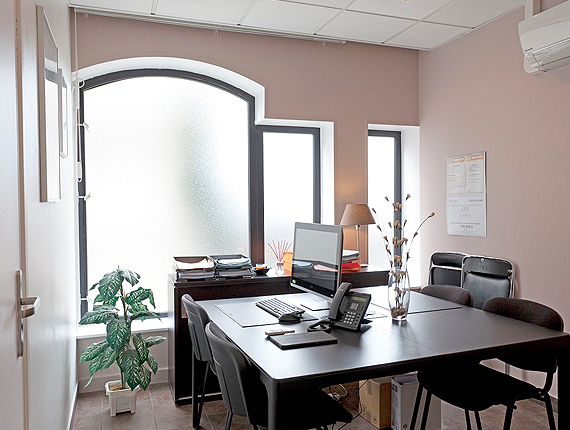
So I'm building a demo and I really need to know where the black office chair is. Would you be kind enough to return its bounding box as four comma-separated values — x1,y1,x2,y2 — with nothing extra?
181,294,216,429
427,251,466,287
461,255,514,309
410,297,563,430
420,284,473,307
205,322,353,430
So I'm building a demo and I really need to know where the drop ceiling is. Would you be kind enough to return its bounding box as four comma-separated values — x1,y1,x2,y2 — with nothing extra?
69,0,525,51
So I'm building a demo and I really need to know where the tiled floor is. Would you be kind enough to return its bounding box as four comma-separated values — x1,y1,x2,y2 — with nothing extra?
71,382,557,430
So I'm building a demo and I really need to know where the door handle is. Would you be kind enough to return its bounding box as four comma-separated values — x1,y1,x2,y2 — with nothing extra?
16,270,40,357
21,296,40,318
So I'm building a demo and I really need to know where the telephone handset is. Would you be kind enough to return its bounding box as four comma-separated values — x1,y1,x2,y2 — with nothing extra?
329,282,353,320
307,282,372,332
328,282,372,331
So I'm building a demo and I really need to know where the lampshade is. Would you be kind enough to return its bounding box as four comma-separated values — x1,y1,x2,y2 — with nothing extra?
340,204,375,226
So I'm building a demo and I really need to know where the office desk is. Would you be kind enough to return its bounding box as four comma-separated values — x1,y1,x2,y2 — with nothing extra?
199,289,570,430
168,267,388,403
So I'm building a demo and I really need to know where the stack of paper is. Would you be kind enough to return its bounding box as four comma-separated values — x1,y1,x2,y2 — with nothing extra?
173,256,215,280
342,250,361,272
211,254,253,278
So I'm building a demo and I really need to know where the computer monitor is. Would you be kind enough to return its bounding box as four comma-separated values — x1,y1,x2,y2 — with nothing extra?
290,222,343,311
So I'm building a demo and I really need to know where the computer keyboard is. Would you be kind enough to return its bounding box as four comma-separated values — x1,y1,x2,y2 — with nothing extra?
256,298,305,319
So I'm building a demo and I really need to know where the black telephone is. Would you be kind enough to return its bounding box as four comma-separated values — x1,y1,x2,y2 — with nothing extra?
308,282,371,332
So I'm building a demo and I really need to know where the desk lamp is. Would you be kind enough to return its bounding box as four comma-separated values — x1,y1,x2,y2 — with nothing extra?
340,204,375,260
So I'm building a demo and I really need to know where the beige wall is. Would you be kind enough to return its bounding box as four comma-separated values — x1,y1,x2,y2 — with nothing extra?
74,13,419,236
419,5,570,311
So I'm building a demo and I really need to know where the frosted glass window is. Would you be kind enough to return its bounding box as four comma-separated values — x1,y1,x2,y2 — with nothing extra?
368,135,396,270
83,76,248,312
263,132,314,267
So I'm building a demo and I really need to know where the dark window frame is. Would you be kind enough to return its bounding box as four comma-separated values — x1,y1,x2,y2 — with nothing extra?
78,69,321,315
258,125,321,223
368,129,402,204
368,129,402,242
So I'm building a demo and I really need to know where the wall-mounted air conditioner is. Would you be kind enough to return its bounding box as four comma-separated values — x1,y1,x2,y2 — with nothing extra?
519,0,570,73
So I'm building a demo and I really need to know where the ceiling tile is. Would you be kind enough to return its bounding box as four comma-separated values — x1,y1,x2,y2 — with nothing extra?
155,0,254,25
387,21,469,50
276,0,354,8
317,10,414,44
74,0,154,14
241,0,340,34
348,0,454,21
426,0,525,28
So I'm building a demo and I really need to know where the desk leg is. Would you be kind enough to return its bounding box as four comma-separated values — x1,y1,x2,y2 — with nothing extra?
558,343,570,429
260,373,282,430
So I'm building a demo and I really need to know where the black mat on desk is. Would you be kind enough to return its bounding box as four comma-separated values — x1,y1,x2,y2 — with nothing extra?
216,302,318,327
372,291,462,314
365,303,389,319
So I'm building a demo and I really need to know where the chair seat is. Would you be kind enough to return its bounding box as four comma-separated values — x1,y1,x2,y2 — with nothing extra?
418,364,538,412
420,284,473,306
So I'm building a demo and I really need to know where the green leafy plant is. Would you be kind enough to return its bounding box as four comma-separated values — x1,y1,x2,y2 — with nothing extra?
79,268,166,390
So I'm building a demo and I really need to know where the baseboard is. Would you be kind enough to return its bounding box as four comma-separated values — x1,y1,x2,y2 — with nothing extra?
77,368,169,394
68,382,78,430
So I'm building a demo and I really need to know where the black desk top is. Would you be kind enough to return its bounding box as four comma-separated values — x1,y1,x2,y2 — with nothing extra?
198,288,570,384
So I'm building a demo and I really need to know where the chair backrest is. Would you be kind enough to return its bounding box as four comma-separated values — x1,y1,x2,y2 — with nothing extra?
483,297,563,376
420,284,473,307
461,255,514,309
428,252,466,287
205,322,267,424
181,294,213,363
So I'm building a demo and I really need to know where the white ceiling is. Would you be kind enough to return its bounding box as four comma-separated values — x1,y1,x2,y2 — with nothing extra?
69,0,525,51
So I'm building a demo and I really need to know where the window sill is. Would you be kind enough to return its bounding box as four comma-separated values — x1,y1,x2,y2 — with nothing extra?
76,318,168,340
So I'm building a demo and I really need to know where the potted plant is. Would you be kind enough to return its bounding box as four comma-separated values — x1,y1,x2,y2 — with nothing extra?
79,268,166,415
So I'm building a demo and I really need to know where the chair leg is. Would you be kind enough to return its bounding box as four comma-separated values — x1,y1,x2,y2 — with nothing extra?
192,355,200,429
464,410,472,430
544,395,557,430
224,411,233,430
419,390,432,430
196,363,210,428
474,411,483,430
503,407,514,430
409,383,424,430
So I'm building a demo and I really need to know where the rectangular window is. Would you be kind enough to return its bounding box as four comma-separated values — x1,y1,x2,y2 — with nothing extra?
260,126,320,267
367,130,401,270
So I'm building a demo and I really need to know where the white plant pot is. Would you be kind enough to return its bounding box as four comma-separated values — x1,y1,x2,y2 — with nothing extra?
105,380,140,416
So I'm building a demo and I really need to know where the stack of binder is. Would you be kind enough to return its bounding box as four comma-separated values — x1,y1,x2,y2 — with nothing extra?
342,250,361,272
211,254,253,278
173,256,215,280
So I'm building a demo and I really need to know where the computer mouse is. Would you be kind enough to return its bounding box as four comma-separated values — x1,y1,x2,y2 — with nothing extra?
279,312,302,323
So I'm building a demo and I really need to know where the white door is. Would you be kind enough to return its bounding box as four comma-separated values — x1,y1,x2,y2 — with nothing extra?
0,0,26,429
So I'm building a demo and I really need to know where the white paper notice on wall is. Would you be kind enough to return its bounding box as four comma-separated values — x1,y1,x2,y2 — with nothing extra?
446,152,486,237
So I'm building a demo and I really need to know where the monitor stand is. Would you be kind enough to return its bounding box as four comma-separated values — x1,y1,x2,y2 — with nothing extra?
300,296,331,311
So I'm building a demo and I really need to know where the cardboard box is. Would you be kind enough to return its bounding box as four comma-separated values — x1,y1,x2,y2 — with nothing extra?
391,374,441,430
359,378,392,429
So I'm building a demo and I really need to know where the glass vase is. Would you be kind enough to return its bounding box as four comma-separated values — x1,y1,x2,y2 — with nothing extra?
388,268,410,321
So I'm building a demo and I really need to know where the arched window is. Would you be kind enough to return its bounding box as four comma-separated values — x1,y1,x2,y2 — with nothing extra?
78,69,320,314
